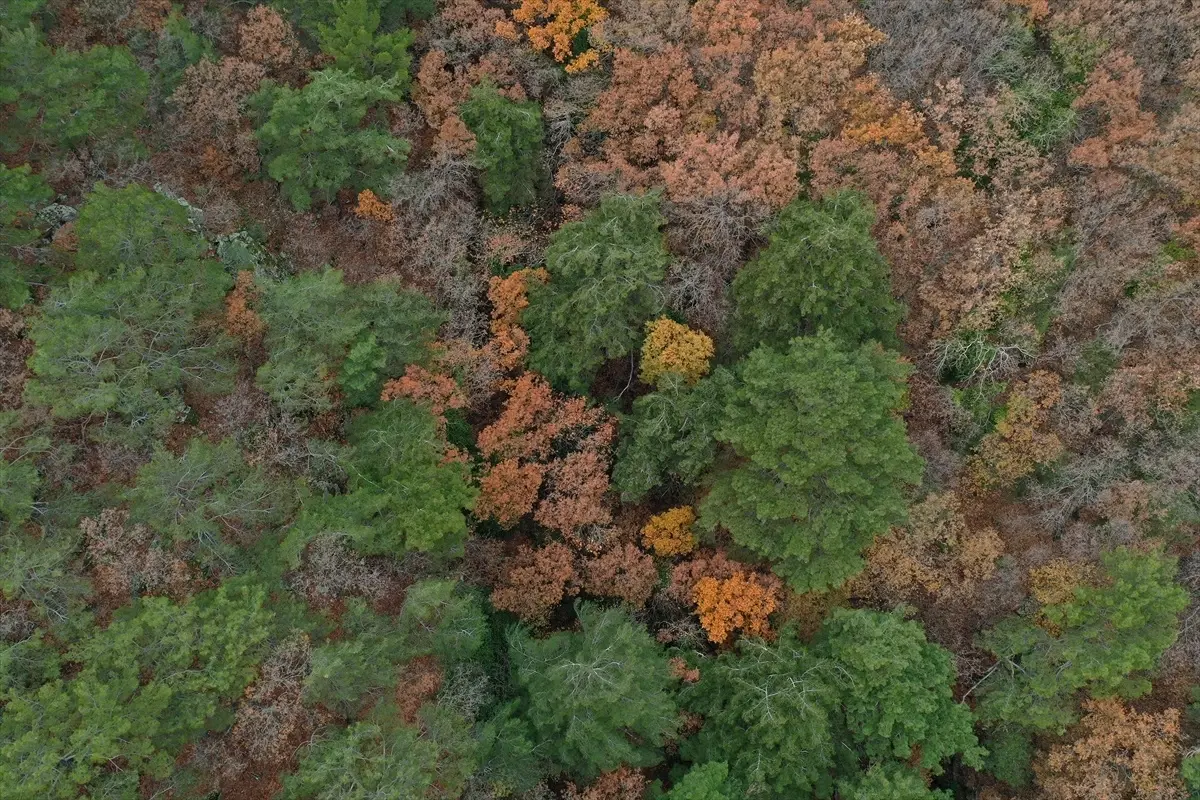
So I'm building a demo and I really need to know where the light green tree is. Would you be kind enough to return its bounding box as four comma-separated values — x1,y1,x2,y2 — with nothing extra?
316,0,415,82
25,186,233,450
525,193,670,393
0,163,53,308
0,25,148,156
283,720,447,800
251,69,410,211
0,582,272,799
460,81,543,215
681,632,839,798
127,438,291,571
155,8,216,95
665,762,733,800
837,764,952,800
813,609,982,772
276,0,435,36
295,400,476,556
510,602,678,779
729,191,902,355
977,547,1188,732
700,334,923,591
305,581,485,716
73,182,206,275
683,612,978,799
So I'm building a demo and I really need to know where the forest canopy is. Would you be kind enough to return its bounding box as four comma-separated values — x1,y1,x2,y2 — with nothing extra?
3,0,1200,798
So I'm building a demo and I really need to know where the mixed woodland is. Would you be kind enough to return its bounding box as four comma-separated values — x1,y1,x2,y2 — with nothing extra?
3,0,1200,797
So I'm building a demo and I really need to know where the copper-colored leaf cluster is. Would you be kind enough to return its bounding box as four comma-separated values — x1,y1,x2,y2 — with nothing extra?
413,49,528,155
483,268,548,375
395,655,445,725
579,543,657,607
491,537,660,622
353,189,395,223
380,364,466,429
477,372,616,542
224,271,265,342
236,6,302,74
565,766,648,800
1035,698,1186,800
168,57,266,189
1069,53,1158,173
858,492,1003,602
490,541,579,624
640,506,697,557
475,459,546,527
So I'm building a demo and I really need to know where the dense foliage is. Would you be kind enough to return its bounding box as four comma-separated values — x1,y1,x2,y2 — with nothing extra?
730,191,903,354
525,193,670,392
701,334,923,591
3,0,1199,797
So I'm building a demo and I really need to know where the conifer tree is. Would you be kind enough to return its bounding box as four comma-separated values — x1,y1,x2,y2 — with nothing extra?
700,334,922,591
460,81,543,215
510,602,678,779
251,70,410,211
525,193,670,393
729,191,902,355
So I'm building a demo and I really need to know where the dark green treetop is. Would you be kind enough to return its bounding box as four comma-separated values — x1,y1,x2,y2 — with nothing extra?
460,81,544,215
251,69,410,211
510,602,678,780
525,193,670,393
730,191,902,355
699,333,923,591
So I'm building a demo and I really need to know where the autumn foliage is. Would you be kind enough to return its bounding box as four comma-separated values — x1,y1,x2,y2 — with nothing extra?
670,550,781,644
858,492,1003,602
580,543,658,607
1034,699,1186,800
10,0,1200,794
224,271,265,341
477,372,616,543
641,506,697,557
968,370,1063,492
491,541,579,624
484,267,548,374
353,189,394,222
500,0,607,73
639,318,714,387
693,570,782,645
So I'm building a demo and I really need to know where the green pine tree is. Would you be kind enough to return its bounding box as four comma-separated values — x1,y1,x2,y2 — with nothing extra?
525,193,670,393
460,81,543,215
700,334,923,591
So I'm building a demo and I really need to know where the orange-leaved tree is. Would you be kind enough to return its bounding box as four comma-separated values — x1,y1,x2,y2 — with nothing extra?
641,506,697,556
1034,698,1185,800
476,372,616,545
692,571,782,645
580,543,658,607
499,0,608,73
669,549,781,644
353,189,394,222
